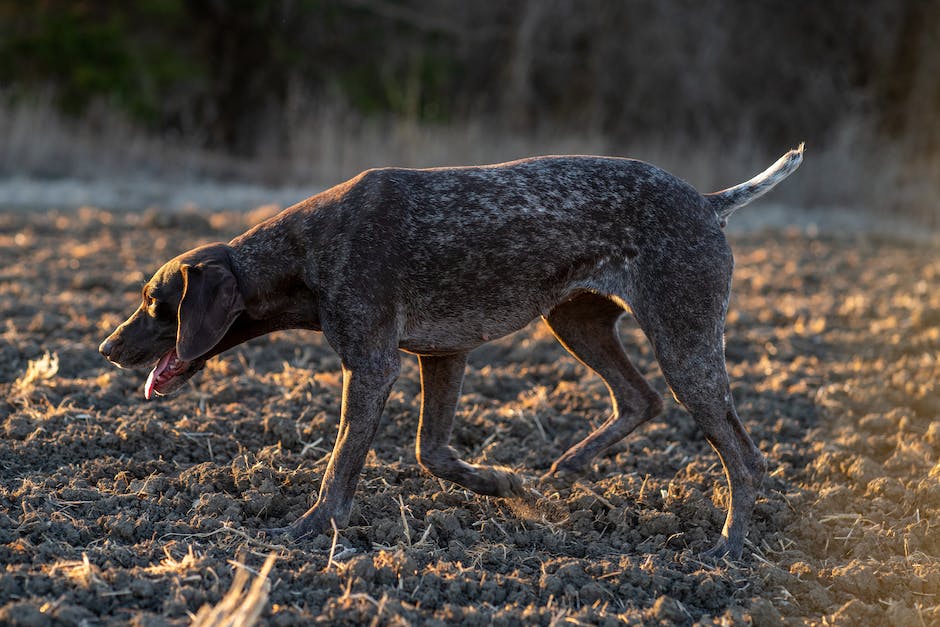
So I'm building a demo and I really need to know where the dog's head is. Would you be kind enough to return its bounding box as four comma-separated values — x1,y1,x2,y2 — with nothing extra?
99,242,245,399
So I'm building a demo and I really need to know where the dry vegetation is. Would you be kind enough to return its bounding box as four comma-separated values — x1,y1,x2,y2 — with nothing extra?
0,206,937,625
0,93,908,217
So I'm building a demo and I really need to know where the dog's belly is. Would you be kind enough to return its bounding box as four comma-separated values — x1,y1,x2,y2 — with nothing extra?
397,278,582,353
398,308,545,354
397,263,632,354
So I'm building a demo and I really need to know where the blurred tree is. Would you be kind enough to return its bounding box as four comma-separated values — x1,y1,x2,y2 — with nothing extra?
0,0,934,161
0,0,198,123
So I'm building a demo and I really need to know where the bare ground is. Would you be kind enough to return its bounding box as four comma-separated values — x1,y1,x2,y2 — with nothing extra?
0,207,937,625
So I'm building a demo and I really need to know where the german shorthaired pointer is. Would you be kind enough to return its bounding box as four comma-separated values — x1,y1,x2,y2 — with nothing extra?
100,145,803,559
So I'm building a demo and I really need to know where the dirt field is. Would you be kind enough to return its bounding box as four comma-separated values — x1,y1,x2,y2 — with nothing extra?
0,206,937,625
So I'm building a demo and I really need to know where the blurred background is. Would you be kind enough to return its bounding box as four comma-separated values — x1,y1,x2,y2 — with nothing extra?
0,0,937,226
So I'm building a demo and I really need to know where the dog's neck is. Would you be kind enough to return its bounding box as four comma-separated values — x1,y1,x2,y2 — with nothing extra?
227,212,321,329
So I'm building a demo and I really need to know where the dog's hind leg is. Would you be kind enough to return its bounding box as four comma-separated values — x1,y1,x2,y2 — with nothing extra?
644,326,765,560
416,352,526,497
630,249,766,559
541,293,663,482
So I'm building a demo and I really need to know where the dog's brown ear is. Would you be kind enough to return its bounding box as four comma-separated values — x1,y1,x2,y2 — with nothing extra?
176,261,245,361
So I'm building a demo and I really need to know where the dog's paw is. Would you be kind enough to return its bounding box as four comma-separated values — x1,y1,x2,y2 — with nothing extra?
700,537,744,562
484,465,529,498
266,506,346,542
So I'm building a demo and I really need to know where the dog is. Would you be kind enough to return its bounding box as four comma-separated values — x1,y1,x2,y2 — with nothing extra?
100,145,803,559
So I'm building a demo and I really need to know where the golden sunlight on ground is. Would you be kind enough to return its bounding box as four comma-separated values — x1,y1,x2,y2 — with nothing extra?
0,209,937,624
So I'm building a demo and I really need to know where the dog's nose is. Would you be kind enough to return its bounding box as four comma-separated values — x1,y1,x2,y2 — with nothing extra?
99,337,116,358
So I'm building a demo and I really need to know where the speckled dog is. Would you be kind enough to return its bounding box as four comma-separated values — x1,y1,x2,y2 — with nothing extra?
100,144,803,558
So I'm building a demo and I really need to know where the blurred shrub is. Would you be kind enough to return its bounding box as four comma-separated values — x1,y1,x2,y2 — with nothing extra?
0,1,197,122
0,0,472,154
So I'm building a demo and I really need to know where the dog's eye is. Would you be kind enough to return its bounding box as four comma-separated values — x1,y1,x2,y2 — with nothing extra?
147,300,172,319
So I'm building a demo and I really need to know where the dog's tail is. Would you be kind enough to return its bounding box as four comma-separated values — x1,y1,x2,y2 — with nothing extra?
706,143,804,226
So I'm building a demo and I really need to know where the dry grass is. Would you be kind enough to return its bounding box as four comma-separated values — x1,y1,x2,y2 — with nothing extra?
1,96,935,225
0,93,231,181
190,552,277,627
146,545,202,577
48,553,106,589
13,351,59,395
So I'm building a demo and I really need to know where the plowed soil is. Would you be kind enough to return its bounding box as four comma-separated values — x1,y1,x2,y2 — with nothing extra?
0,207,937,625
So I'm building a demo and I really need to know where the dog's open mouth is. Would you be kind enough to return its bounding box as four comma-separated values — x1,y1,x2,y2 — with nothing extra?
144,349,190,400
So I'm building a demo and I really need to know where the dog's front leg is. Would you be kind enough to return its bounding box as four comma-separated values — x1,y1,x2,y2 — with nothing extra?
282,353,400,540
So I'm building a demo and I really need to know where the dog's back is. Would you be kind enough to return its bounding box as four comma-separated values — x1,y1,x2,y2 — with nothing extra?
316,157,703,346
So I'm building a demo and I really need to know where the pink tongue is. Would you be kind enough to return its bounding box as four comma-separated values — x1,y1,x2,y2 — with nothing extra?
144,351,175,400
